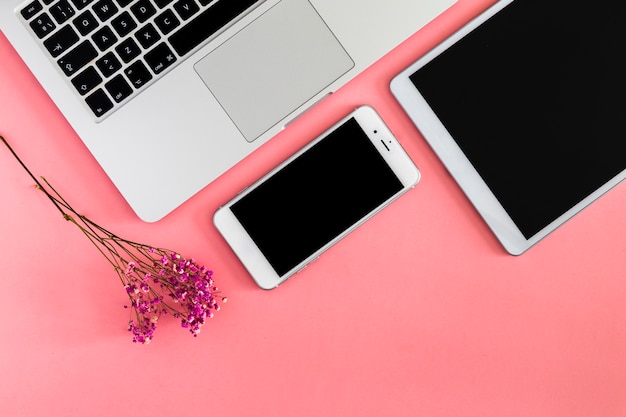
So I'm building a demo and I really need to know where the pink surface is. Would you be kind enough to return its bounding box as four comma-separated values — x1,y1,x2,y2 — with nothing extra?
2,1,626,416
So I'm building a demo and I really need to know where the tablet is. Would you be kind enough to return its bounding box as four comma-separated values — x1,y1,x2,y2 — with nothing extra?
391,0,626,254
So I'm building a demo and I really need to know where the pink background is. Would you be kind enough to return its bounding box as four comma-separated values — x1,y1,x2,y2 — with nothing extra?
2,1,626,415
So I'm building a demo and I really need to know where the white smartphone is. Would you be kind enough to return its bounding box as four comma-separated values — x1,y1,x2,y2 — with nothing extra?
214,106,420,289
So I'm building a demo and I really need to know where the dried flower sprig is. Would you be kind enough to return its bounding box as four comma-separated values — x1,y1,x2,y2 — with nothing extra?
1,135,225,344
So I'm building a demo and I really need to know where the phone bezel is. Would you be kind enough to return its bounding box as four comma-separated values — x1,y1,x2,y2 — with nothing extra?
213,105,420,289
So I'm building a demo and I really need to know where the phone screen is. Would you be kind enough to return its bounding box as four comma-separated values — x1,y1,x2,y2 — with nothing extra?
409,0,626,239
230,117,403,276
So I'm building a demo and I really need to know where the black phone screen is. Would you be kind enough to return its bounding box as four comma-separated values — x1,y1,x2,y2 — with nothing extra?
409,0,626,238
231,118,403,276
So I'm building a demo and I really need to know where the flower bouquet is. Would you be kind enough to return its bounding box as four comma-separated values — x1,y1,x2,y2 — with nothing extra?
1,135,225,344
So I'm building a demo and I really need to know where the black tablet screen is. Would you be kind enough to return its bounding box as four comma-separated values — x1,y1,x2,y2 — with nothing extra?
410,0,626,238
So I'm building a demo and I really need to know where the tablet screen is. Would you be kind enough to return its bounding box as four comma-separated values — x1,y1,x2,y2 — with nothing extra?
409,0,626,239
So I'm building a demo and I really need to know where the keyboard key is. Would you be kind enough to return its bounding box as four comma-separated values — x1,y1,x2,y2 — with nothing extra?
135,24,160,49
111,11,137,37
169,0,259,56
43,24,79,57
154,9,180,35
125,60,152,89
73,10,99,35
92,26,117,51
105,74,133,102
70,0,96,10
85,88,113,116
130,0,157,23
30,13,56,38
115,38,141,63
49,0,76,24
71,66,102,95
21,1,43,20
144,42,177,74
92,0,118,22
115,0,133,7
57,40,98,75
173,0,199,21
96,51,122,77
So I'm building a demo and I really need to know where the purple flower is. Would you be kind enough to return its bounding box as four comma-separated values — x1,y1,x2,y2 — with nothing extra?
119,249,225,343
1,135,227,345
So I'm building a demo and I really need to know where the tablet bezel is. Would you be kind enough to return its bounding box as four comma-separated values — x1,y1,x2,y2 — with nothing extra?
391,0,626,254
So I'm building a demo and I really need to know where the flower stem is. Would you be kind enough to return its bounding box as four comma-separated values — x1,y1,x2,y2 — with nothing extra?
1,135,68,217
2,134,223,344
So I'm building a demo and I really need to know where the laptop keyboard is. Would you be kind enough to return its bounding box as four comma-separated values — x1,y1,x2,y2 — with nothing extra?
18,0,263,119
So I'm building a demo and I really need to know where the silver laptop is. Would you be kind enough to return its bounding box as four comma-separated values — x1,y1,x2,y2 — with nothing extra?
1,0,455,221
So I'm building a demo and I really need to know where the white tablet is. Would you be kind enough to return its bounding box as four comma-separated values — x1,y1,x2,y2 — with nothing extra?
391,0,626,254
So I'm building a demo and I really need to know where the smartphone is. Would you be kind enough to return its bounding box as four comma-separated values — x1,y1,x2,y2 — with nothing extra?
214,106,420,289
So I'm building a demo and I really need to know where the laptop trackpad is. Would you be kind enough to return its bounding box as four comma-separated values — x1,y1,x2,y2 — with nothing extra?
194,0,354,142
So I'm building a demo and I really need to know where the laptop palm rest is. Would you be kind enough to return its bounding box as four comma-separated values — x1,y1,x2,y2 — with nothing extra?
194,0,354,142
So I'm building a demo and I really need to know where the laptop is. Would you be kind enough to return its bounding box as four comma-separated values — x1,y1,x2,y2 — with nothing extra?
0,0,455,221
